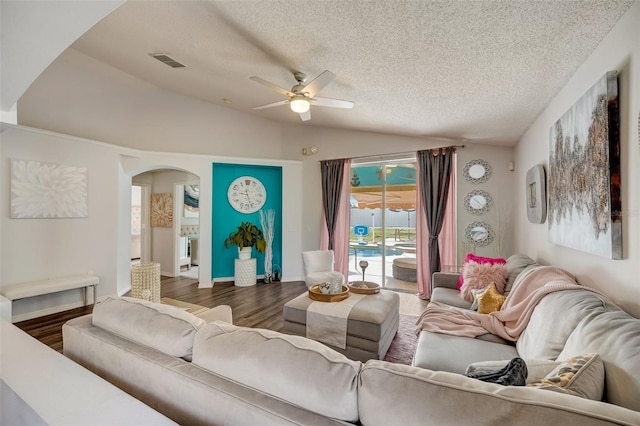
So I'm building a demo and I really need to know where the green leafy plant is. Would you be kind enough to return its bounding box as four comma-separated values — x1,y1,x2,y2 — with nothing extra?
223,221,266,253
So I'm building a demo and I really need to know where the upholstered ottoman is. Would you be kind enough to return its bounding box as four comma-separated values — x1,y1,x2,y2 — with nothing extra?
392,257,417,282
282,290,399,362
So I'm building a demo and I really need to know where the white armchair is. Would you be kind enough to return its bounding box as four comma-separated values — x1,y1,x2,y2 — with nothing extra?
302,250,345,289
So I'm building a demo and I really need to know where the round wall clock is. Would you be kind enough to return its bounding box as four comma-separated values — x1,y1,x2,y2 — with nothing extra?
227,176,267,214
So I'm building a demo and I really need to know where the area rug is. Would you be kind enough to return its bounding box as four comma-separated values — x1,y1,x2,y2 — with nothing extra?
383,314,418,365
161,297,209,315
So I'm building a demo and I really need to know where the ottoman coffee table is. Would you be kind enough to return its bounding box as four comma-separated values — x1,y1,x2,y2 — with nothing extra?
282,290,399,362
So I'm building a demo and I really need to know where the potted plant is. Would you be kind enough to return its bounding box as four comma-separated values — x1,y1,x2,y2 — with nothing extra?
224,221,266,259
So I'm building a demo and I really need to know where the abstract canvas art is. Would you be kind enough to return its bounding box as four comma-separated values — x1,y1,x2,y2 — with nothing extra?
11,159,88,218
548,71,621,259
151,193,173,227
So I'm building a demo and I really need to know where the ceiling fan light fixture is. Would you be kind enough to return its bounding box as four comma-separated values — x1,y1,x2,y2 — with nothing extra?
290,97,310,113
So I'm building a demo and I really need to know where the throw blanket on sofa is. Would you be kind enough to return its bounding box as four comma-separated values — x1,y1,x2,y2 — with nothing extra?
416,266,603,342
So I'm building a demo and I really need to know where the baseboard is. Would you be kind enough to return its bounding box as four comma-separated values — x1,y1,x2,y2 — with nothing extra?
11,301,86,323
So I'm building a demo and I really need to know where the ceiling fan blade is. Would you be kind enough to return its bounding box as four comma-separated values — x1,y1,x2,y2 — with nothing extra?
253,100,289,110
311,97,355,109
299,110,311,121
250,76,293,96
300,70,335,98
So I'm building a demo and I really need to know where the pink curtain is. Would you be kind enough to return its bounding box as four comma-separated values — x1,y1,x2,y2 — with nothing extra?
439,161,457,270
320,159,351,278
416,153,457,300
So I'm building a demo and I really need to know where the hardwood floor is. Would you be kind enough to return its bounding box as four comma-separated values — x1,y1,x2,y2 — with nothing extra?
15,275,428,353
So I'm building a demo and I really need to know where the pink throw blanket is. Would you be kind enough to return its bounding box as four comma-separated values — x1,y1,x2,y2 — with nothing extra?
416,266,602,342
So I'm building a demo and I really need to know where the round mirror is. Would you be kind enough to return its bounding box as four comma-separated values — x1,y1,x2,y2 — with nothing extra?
464,190,493,215
465,221,494,247
463,159,492,184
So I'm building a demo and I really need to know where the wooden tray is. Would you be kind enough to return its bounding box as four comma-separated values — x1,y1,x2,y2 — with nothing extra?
308,285,350,302
348,281,380,294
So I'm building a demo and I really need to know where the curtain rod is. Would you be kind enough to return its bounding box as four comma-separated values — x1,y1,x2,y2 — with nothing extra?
335,144,465,164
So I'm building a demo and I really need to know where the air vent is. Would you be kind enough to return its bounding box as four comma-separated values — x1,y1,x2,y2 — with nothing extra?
150,53,185,68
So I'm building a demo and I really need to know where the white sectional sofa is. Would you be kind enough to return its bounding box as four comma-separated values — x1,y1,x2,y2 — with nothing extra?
62,288,640,425
0,320,175,425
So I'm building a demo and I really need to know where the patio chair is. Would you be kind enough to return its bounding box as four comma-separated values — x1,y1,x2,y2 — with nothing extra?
302,250,345,289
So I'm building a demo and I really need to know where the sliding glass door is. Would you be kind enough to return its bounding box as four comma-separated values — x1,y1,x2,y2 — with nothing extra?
348,157,417,292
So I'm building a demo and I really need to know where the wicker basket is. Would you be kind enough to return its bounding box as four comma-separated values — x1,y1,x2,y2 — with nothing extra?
131,262,161,303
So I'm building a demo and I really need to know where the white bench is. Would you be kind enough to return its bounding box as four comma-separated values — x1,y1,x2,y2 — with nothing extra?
1,274,99,317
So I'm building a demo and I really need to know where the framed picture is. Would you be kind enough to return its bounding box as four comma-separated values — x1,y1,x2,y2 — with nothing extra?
183,184,199,218
526,165,546,224
151,193,173,227
10,158,88,218
548,71,621,259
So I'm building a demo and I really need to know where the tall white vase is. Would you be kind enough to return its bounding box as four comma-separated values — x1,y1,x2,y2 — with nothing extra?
238,246,252,260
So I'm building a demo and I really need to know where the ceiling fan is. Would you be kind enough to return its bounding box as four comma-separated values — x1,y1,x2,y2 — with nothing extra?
250,70,354,121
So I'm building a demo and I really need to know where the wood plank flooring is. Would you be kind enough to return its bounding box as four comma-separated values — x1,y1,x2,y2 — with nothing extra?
15,275,428,353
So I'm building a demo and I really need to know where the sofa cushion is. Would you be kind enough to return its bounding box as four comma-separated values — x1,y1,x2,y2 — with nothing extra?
192,321,361,422
359,360,640,426
557,307,640,412
431,287,472,309
92,296,204,360
413,330,518,373
516,290,606,360
503,254,538,294
527,353,604,401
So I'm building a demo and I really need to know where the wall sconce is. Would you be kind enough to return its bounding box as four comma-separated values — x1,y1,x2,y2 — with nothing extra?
302,146,318,156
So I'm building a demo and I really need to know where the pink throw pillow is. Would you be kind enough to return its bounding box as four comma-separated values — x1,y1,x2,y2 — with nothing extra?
459,261,508,303
457,253,507,290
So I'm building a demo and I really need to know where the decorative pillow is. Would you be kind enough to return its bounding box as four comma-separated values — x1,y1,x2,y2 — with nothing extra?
476,282,507,314
466,359,561,385
527,353,604,400
465,357,528,386
457,253,506,290
459,261,508,302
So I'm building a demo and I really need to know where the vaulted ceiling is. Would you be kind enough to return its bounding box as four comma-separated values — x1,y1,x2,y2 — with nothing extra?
32,1,638,146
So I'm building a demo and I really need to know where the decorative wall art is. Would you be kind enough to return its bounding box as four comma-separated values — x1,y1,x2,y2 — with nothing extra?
465,221,494,247
548,71,621,259
151,193,173,227
184,184,199,218
464,190,493,215
10,158,88,218
525,165,546,224
463,159,491,184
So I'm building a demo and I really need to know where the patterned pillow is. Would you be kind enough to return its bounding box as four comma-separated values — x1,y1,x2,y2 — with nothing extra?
459,261,508,302
457,253,506,290
527,353,604,400
476,282,507,314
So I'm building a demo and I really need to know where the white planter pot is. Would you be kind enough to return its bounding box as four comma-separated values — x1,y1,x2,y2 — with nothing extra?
238,246,252,260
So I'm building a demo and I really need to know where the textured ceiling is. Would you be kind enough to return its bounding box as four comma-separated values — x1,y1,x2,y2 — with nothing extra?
68,0,634,146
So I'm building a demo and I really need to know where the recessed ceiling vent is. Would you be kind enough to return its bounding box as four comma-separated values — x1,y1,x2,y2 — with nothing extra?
150,53,185,68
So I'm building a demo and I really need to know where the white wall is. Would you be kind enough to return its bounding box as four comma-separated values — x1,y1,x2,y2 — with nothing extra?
515,2,640,317
0,0,124,120
18,49,285,159
1,124,304,321
1,125,122,320
456,144,515,260
148,170,192,277
280,125,516,258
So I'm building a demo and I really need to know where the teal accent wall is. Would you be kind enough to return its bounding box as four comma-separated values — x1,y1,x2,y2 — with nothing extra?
212,163,282,280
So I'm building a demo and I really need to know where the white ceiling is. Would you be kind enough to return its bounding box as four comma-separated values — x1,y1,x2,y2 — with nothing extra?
67,0,634,146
